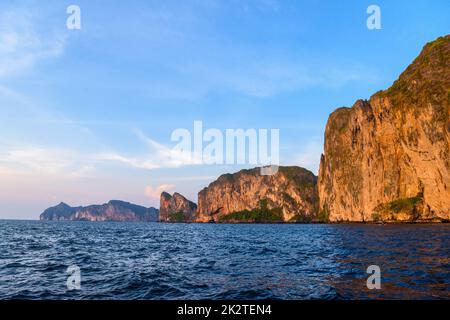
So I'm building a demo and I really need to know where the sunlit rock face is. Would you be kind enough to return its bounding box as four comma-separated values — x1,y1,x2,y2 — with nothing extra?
196,166,319,223
159,192,197,222
318,35,450,222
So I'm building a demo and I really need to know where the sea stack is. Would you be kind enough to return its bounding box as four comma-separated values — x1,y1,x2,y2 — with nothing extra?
159,192,197,222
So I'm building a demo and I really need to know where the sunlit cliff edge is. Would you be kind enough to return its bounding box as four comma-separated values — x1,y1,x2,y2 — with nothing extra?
318,35,450,222
41,35,450,223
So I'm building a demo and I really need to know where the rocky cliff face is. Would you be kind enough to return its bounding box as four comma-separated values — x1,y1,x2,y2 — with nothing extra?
40,201,159,222
318,35,450,222
159,192,197,222
196,166,318,222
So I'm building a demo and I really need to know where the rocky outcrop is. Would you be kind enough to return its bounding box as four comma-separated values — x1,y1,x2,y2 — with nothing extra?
40,201,159,222
318,35,450,222
196,166,319,223
159,192,197,222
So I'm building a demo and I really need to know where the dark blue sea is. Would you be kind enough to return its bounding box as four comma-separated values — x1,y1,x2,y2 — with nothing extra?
0,220,449,300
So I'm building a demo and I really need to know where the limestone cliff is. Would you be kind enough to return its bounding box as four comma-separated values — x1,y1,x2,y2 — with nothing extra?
318,35,450,222
40,201,159,222
196,166,318,223
159,192,197,222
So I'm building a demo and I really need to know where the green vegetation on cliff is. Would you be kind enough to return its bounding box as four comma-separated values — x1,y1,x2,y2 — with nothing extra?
377,35,450,110
169,211,189,222
372,193,424,222
316,206,330,223
387,193,423,213
218,199,284,223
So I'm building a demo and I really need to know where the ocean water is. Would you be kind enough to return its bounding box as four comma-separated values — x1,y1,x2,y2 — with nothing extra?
0,220,449,300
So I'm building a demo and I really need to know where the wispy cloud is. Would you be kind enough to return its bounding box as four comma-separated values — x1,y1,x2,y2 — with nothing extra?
0,146,95,178
142,58,375,100
98,129,201,170
144,183,175,200
0,128,198,178
289,138,323,174
96,1,376,101
0,10,66,78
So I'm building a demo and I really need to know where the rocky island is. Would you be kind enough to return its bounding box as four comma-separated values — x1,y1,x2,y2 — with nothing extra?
318,35,450,223
40,35,450,224
159,192,197,222
40,201,159,222
196,166,319,223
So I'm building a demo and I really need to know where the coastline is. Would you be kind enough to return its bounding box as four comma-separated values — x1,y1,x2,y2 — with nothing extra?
29,218,450,224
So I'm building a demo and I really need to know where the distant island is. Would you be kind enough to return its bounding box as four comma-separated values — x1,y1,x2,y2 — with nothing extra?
40,201,159,222
41,35,450,224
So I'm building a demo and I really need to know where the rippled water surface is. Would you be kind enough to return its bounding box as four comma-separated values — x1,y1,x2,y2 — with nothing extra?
0,220,449,299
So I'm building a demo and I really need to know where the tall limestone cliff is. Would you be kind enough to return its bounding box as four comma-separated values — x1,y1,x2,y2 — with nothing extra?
159,192,197,222
40,200,159,222
318,35,450,222
196,166,319,223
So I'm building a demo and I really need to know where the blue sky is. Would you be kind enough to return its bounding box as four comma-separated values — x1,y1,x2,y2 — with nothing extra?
0,0,449,219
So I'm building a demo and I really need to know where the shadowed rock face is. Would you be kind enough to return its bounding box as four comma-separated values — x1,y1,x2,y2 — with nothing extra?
40,201,159,222
196,166,319,223
318,35,450,222
159,192,197,222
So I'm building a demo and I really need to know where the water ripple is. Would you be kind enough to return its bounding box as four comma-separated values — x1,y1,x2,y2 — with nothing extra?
0,221,449,299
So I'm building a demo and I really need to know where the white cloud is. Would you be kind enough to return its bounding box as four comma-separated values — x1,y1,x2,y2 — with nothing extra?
144,183,175,200
0,128,200,179
0,144,168,178
99,129,201,170
289,139,323,174
0,10,66,78
142,58,375,101
0,146,95,178
96,152,162,170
